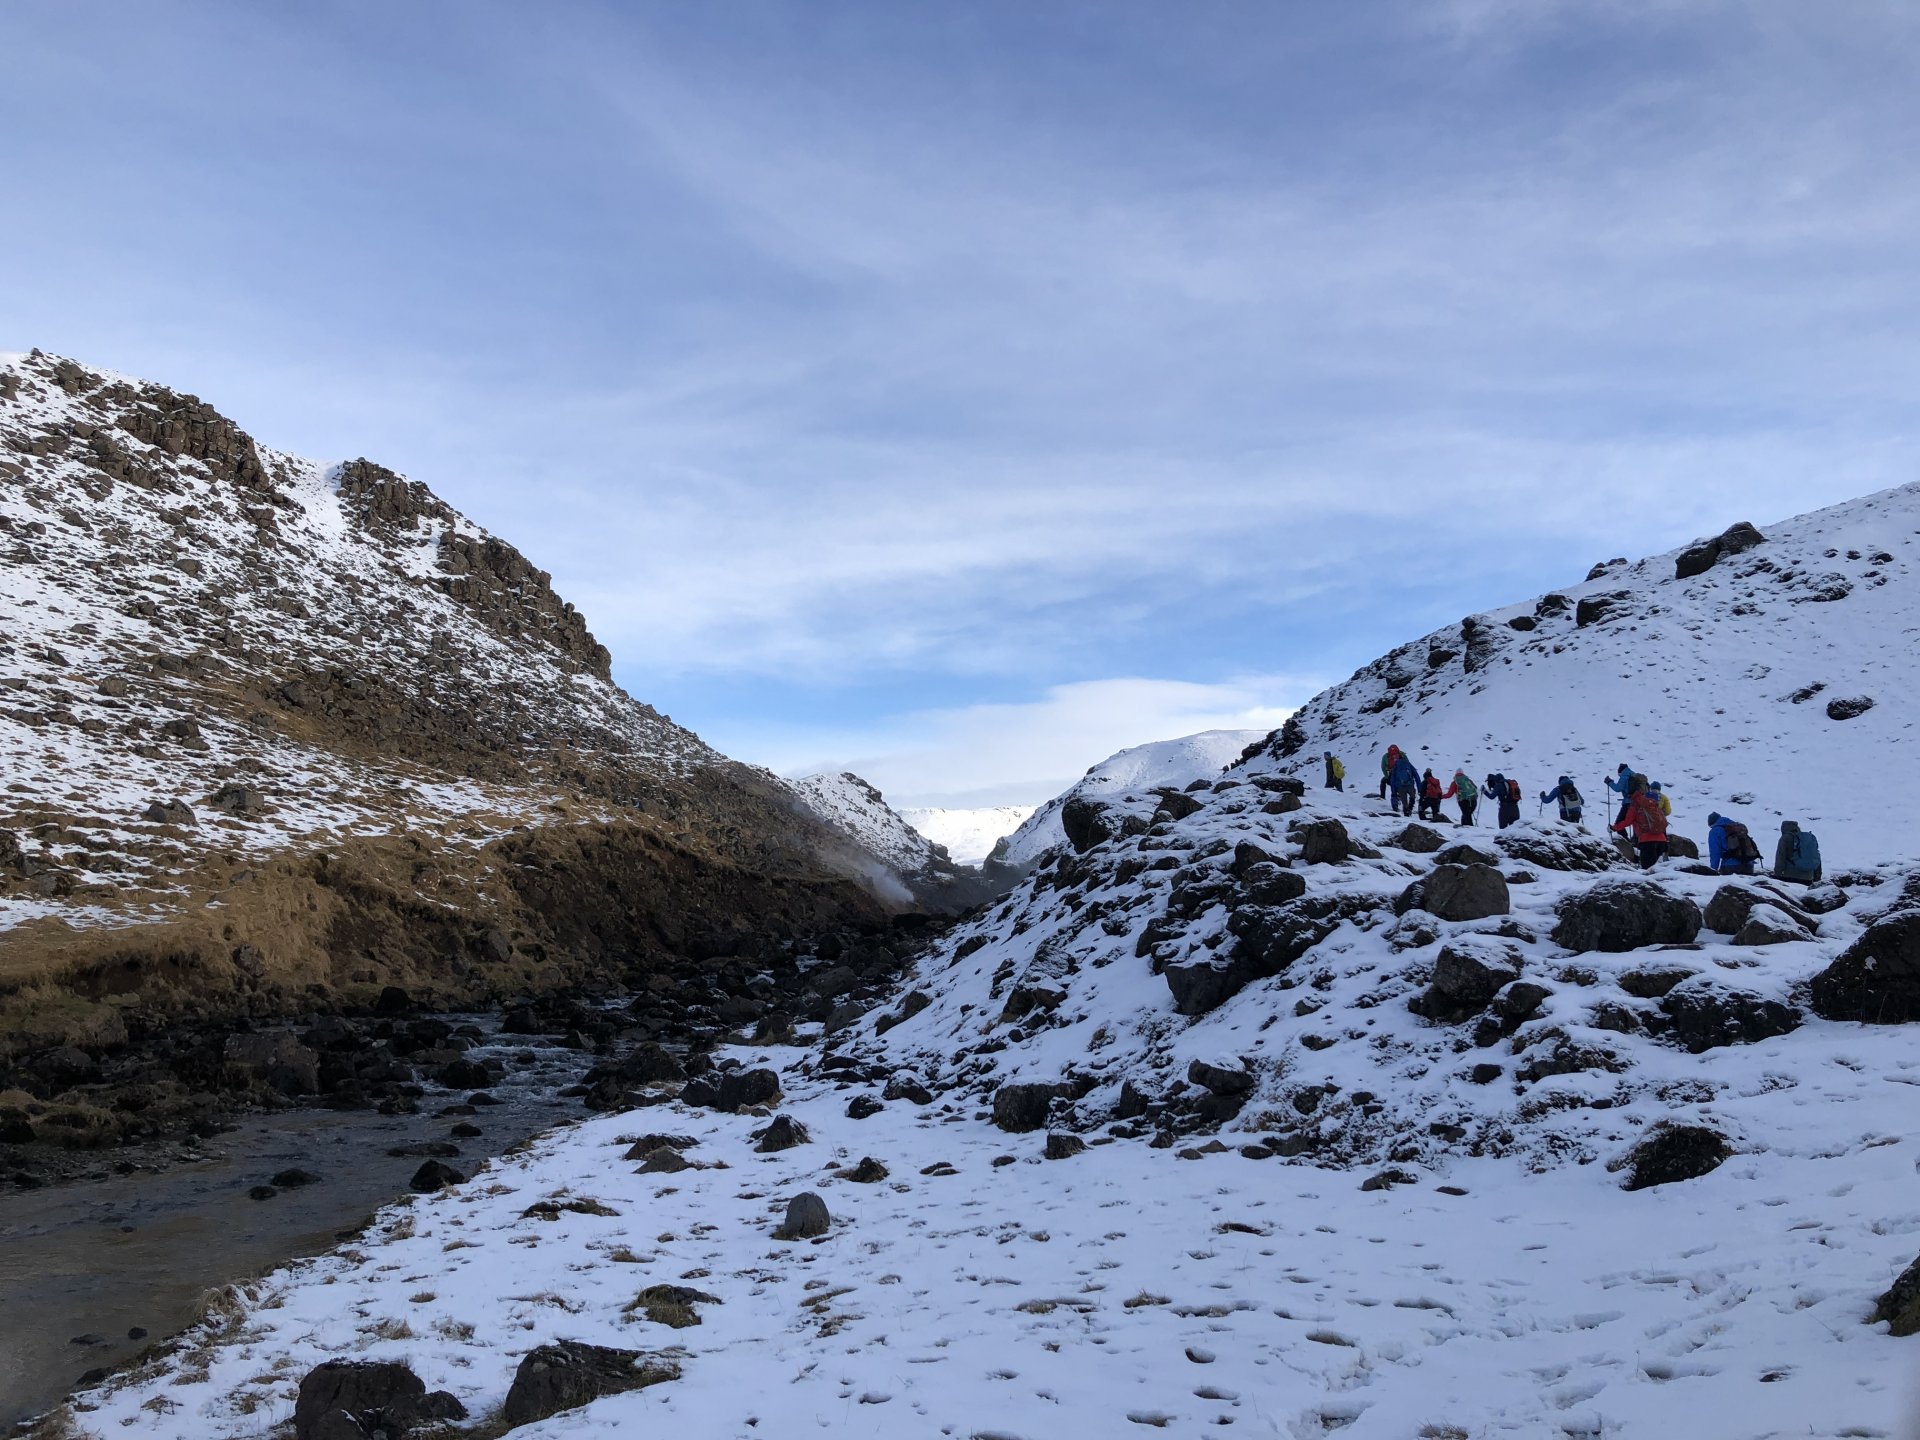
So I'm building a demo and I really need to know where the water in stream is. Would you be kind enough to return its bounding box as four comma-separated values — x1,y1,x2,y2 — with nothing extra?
0,1029,594,1430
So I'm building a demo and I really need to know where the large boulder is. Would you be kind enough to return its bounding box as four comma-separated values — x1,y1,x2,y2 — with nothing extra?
501,1341,677,1429
222,1032,320,1096
1810,912,1920,1022
1874,1255,1920,1337
1432,842,1496,868
1423,864,1511,922
775,1192,832,1239
1575,591,1633,628
679,1067,781,1112
991,1081,1069,1133
1622,1124,1732,1191
1495,826,1622,875
1061,795,1149,853
1388,824,1445,855
1674,520,1766,580
1659,978,1801,1052
1169,900,1347,1015
1551,881,1701,953
1410,943,1522,1021
293,1361,464,1440
1186,1059,1254,1096
1297,818,1352,866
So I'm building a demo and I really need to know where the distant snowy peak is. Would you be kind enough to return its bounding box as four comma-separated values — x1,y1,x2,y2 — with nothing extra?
992,728,1269,871
896,805,1036,867
789,772,948,876
1244,485,1920,863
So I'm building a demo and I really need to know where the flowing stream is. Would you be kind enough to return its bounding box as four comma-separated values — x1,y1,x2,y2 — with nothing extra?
0,1028,594,1430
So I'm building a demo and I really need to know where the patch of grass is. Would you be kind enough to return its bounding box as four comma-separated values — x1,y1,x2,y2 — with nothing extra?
1123,1292,1170,1309
433,1318,476,1342
623,1283,721,1329
25,1405,104,1440
363,1318,414,1341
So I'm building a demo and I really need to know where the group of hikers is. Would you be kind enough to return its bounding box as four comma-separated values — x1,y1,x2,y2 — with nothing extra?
1321,747,1822,883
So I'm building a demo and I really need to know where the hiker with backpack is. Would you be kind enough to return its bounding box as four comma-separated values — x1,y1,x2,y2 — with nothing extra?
1773,821,1823,885
1707,812,1761,875
1648,781,1672,818
1379,746,1402,801
1606,763,1638,824
1483,773,1522,830
1388,751,1421,817
1609,774,1668,868
1540,776,1584,824
1442,770,1477,825
1324,752,1345,791
1418,768,1445,822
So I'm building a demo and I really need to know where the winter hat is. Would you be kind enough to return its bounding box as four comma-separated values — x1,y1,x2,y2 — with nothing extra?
1708,812,1722,826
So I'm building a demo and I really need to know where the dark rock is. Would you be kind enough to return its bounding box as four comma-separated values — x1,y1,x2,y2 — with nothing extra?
1043,1132,1087,1160
1575,591,1633,628
1061,794,1149,853
1186,1059,1254,1096
207,783,267,816
1412,944,1522,1021
0,1107,34,1144
1825,695,1874,721
142,798,195,826
1297,818,1351,865
1622,1125,1732,1191
249,1184,279,1201
843,1156,889,1183
992,1081,1068,1133
1468,1062,1504,1084
1360,1168,1419,1192
1660,979,1801,1052
679,1067,781,1112
1389,824,1445,855
1551,881,1702,952
881,1075,934,1105
1113,1079,1152,1119
1810,912,1920,1022
1873,1255,1920,1336
1152,787,1205,823
1497,980,1552,1024
1666,833,1700,861
408,1160,465,1193
1422,864,1511,922
1702,885,1770,935
501,1341,676,1429
294,1361,432,1440
1230,840,1282,878
1496,827,1624,875
271,1168,322,1188
1237,862,1307,907
437,1058,495,1091
1732,910,1810,946
1674,521,1765,580
774,1191,831,1239
1432,842,1496,868
752,1114,810,1153
1618,965,1696,1000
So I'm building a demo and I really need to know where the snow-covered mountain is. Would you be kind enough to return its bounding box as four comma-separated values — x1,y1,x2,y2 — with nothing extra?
1250,489,1920,866
788,771,1000,908
0,351,889,1038
895,803,1035,866
989,728,1267,872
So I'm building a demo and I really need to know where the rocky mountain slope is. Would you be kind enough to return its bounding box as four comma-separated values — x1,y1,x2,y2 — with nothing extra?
0,350,892,1050
788,771,999,909
988,727,1266,873
53,485,1920,1439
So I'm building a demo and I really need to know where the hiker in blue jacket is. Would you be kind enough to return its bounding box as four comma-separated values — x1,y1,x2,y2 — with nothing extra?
1706,812,1759,875
1606,763,1637,824
1388,752,1421,817
1540,776,1583,823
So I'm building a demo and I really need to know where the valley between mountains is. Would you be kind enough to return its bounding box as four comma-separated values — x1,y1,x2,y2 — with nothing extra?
7,351,1920,1439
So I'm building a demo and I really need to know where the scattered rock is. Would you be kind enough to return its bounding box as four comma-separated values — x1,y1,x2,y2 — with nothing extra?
1422,864,1511,922
1618,965,1696,1000
679,1067,781,1113
1551,881,1701,952
1186,1058,1254,1096
845,1094,885,1120
1043,1132,1087,1160
408,1160,465,1193
1432,842,1496,868
992,1081,1068,1133
271,1168,322,1189
841,1156,889,1183
1674,520,1766,580
293,1360,465,1440
1389,824,1445,855
1621,1124,1732,1190
1297,819,1352,866
1411,944,1522,1021
1873,1255,1920,1337
141,798,195,826
1575,591,1633,628
1659,978,1801,1052
1732,910,1811,947
500,1340,677,1429
752,1114,810,1153
1810,912,1920,1022
1826,695,1874,721
774,1191,831,1239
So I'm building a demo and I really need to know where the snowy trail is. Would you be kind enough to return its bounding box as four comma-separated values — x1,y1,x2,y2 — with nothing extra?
72,1051,1920,1439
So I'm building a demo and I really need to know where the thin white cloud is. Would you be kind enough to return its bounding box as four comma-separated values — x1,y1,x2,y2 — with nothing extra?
704,674,1311,809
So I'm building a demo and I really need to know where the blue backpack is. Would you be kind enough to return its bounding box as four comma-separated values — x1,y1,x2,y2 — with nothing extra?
1789,828,1822,875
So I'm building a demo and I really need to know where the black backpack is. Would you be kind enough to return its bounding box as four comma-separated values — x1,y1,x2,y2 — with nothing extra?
1723,821,1761,863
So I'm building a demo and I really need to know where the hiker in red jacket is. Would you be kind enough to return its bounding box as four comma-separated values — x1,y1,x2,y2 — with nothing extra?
1609,775,1668,869
1417,768,1444,822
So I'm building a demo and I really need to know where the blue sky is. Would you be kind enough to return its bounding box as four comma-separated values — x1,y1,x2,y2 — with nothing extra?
4,1,1917,807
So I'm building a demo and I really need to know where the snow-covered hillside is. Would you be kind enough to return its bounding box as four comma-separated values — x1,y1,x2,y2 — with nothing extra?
895,803,1034,866
990,728,1266,871
1250,487,1920,867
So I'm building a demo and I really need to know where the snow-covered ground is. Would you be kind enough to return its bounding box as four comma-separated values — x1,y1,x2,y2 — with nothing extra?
992,728,1267,871
896,804,1035,866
